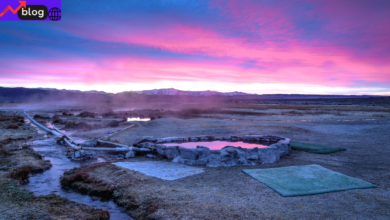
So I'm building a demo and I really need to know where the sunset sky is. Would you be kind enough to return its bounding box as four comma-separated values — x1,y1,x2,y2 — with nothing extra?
1,0,389,95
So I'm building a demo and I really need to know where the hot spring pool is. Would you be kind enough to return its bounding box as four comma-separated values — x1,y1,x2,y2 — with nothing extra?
163,141,268,150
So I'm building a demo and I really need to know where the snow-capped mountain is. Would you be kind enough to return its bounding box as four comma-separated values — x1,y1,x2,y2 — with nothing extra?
131,88,250,96
37,88,107,94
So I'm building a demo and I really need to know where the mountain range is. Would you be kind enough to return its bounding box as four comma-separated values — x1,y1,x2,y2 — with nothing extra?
0,86,381,103
36,88,250,96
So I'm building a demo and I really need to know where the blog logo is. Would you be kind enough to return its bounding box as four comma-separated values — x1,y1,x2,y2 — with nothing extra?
18,5,48,20
0,0,61,21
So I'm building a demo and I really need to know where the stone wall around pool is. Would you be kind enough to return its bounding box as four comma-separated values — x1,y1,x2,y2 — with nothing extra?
135,135,291,167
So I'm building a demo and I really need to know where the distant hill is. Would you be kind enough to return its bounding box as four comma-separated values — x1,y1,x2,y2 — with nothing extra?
0,86,381,103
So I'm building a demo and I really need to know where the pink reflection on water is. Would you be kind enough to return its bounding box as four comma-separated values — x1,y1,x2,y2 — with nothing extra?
163,141,268,150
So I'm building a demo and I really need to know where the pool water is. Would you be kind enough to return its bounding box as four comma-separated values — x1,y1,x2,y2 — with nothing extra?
127,117,151,121
163,141,268,150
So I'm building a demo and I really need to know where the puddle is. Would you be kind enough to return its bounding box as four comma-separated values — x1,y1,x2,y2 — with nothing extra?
163,141,268,150
127,117,151,122
25,140,132,220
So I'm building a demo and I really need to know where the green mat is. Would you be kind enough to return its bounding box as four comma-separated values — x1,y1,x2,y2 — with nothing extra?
243,165,376,197
290,141,346,154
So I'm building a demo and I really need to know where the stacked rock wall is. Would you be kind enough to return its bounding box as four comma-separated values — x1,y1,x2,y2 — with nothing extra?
135,135,290,167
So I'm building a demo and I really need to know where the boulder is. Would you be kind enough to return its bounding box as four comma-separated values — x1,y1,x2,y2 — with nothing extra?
190,137,199,141
146,154,156,158
206,158,221,167
155,145,165,155
125,150,135,158
220,148,232,161
158,137,187,143
172,156,182,163
83,138,97,147
221,136,232,140
196,146,211,158
206,136,215,140
180,148,199,160
258,148,280,164
74,151,81,158
139,142,156,149
164,147,180,159
199,136,208,141
191,158,208,165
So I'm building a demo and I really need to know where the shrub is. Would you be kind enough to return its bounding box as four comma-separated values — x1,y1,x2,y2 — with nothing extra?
107,120,120,127
10,166,32,182
78,111,95,118
0,115,24,123
102,109,115,117
6,123,19,129
0,144,9,156
64,121,102,131
62,112,74,116
52,115,63,124
33,114,50,119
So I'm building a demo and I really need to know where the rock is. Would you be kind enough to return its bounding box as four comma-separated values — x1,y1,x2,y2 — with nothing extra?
74,150,81,158
164,147,180,159
199,136,208,141
221,136,232,140
210,151,221,160
139,142,156,149
180,148,199,160
247,154,258,160
207,159,221,167
83,150,94,157
138,136,157,143
194,158,208,165
155,144,166,150
237,158,247,164
220,156,232,162
206,136,215,140
246,148,259,160
172,156,182,163
224,146,237,153
156,145,165,155
157,137,187,143
258,148,279,164
185,158,208,165
83,138,97,147
221,159,237,167
236,149,246,159
125,150,135,158
190,137,199,141
196,146,211,158
146,154,156,158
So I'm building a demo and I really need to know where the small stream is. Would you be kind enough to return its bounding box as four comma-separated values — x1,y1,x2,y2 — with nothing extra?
25,139,133,220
